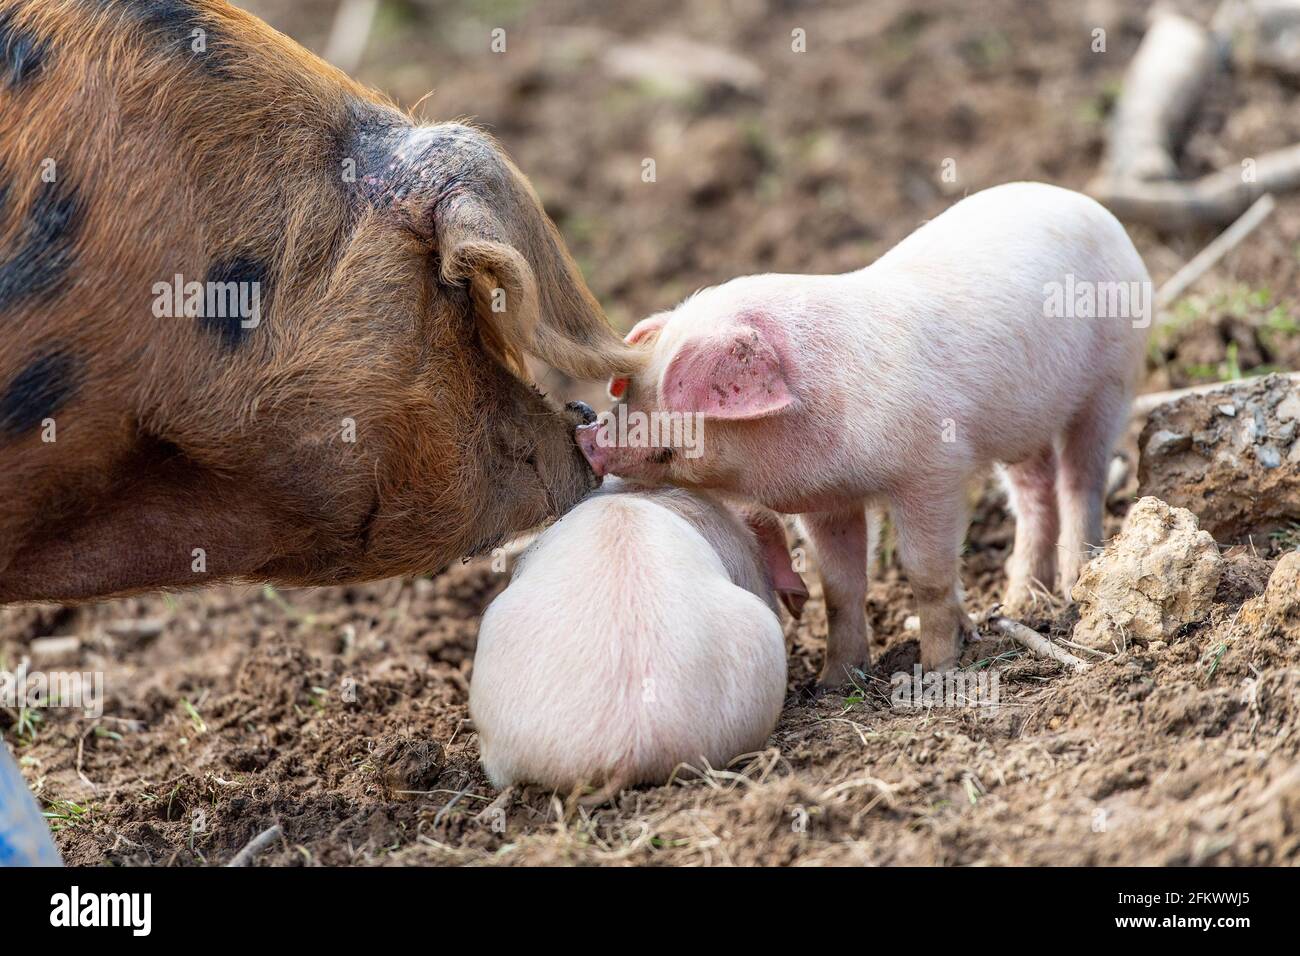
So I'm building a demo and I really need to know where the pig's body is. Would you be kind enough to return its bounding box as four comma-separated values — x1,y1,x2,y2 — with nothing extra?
580,183,1151,682
0,1,637,603
470,481,788,793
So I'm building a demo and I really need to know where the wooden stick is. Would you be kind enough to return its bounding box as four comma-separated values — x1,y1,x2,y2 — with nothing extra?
227,823,282,867
1131,371,1300,417
1155,193,1277,309
1094,143,1300,229
1099,10,1221,183
987,616,1090,672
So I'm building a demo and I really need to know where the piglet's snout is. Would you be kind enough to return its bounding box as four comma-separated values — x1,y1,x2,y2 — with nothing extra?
574,422,608,477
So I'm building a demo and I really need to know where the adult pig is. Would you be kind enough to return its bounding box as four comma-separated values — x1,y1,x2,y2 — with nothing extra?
578,182,1152,684
0,0,638,601
469,479,804,796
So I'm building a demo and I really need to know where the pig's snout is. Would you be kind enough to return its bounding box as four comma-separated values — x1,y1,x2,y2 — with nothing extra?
564,400,598,426
575,422,608,477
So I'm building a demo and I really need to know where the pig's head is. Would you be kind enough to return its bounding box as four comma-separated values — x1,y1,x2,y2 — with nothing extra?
316,115,646,575
575,281,808,505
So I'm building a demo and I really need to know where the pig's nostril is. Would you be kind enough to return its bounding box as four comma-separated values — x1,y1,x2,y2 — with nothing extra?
565,400,598,426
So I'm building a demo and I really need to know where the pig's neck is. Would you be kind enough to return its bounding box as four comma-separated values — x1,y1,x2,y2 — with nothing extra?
763,271,945,505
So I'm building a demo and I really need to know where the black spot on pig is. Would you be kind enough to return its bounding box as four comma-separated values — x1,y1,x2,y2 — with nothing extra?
91,0,230,78
0,178,83,314
0,349,79,437
0,8,49,88
200,254,273,350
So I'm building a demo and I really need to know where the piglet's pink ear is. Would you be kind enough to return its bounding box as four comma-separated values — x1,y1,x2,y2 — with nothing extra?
660,326,793,419
624,315,667,345
609,315,668,399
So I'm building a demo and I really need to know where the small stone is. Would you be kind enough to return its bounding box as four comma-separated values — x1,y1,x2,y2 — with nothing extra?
1144,429,1189,458
29,636,82,665
1262,552,1300,637
1277,390,1300,423
1072,497,1222,649
1217,404,1237,417
1138,374,1300,541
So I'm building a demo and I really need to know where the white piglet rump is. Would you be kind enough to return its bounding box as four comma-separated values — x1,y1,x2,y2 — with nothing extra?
469,481,794,793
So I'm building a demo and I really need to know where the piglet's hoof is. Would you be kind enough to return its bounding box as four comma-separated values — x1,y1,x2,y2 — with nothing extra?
919,614,976,671
813,661,869,696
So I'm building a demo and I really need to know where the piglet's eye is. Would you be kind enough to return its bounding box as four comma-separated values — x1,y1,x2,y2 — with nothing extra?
609,377,628,399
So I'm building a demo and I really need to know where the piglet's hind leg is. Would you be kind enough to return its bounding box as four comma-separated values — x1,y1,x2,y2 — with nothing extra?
1057,389,1129,595
1001,445,1060,614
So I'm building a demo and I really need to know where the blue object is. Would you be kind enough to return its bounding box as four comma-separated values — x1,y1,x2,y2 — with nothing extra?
0,741,62,866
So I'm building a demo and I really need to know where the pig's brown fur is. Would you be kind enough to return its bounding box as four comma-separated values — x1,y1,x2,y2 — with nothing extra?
0,0,641,602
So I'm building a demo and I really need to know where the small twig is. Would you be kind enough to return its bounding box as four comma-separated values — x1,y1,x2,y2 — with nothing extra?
432,779,474,828
986,616,1090,673
1056,636,1116,659
226,823,283,867
103,618,166,639
474,786,515,825
1156,193,1277,309
75,724,97,792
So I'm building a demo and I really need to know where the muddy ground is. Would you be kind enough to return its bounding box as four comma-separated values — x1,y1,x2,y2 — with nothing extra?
4,0,1300,865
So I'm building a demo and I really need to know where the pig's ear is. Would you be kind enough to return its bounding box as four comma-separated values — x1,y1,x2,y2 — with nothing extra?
430,129,644,382
624,314,668,346
743,507,809,619
609,313,667,399
659,326,794,419
434,210,539,378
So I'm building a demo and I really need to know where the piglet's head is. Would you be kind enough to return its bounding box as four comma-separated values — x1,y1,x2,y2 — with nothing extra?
577,316,795,486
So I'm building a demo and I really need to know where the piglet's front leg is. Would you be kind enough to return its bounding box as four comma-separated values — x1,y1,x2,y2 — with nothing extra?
799,507,872,689
891,487,974,671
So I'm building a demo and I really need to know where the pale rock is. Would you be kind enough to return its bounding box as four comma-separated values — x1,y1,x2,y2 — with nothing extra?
1072,497,1223,648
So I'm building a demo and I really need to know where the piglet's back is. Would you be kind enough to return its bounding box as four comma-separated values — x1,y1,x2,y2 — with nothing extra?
469,491,786,792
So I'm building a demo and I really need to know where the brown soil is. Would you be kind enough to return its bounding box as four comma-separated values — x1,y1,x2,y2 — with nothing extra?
4,0,1299,866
